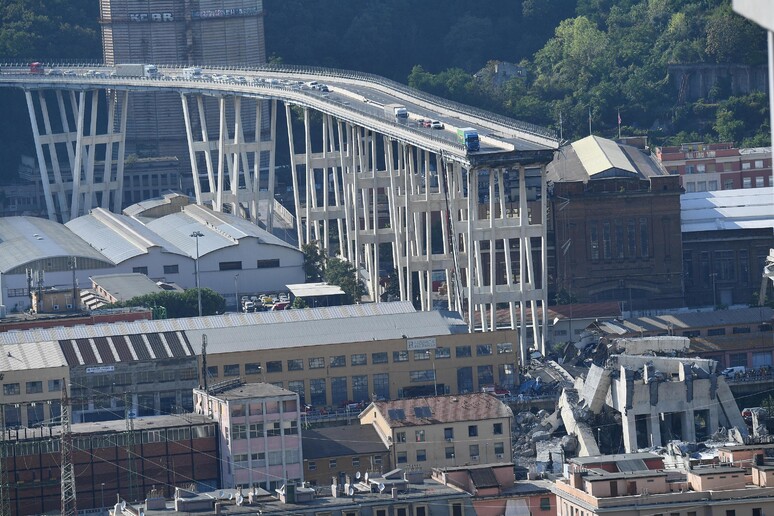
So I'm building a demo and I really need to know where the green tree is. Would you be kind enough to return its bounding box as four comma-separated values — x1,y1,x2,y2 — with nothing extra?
302,241,326,282
292,296,308,309
324,257,364,305
105,289,226,318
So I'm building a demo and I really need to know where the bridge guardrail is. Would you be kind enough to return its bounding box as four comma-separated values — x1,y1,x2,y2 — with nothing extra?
1,61,558,145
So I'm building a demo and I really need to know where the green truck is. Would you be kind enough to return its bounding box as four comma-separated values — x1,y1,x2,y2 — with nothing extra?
456,127,480,152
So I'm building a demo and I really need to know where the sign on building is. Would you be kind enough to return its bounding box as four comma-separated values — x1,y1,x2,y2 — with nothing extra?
406,337,437,351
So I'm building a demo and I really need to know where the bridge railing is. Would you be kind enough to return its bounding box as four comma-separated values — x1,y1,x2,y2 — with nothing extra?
1,60,559,144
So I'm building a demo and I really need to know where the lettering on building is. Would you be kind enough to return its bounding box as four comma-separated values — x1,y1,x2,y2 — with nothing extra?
130,13,174,22
407,337,437,351
191,8,260,19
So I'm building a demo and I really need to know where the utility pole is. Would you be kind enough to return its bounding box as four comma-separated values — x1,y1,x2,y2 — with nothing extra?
61,381,77,516
190,231,204,317
0,403,10,516
124,392,138,503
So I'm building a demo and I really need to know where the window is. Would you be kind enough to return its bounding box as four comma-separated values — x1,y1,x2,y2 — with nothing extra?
393,351,408,362
455,346,471,358
352,457,360,467
476,344,492,356
755,160,764,169
414,350,431,360
435,347,451,359
714,250,735,281
309,357,325,369
707,328,726,336
310,378,327,406
374,455,382,465
372,352,388,364
708,180,718,190
206,366,218,378
397,451,407,464
743,177,752,188
742,162,751,170
232,424,246,440
396,432,407,443
223,364,240,377
540,497,551,511
627,219,636,257
351,353,367,366
283,420,298,435
639,218,649,258
753,509,762,516
416,449,427,462
266,361,282,373
724,179,734,189
494,442,505,454
373,373,389,400
267,422,281,437
249,423,263,438
602,222,611,259
256,259,280,268
163,264,179,274
287,359,303,371
493,422,503,435
444,427,454,440
48,379,61,392
445,446,455,459
132,266,148,275
415,430,426,442
451,503,463,516
468,425,478,437
327,459,337,469
469,444,479,458
615,221,624,259
26,381,43,394
730,353,747,367
219,261,242,271
410,370,435,382
726,511,736,516
245,362,262,375
739,250,749,286
732,327,751,335
590,223,599,260
756,176,764,187
352,375,368,402
308,461,316,471
331,377,347,406
330,355,346,367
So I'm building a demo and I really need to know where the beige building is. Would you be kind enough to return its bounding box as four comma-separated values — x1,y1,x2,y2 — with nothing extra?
187,303,519,408
360,393,513,474
555,451,774,516
0,341,69,428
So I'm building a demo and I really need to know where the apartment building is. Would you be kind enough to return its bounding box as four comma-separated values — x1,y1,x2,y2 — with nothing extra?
655,142,772,192
360,393,513,474
555,452,774,516
193,381,303,491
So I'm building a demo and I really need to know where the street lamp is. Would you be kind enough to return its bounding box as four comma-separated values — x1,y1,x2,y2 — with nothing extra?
190,231,204,317
100,482,105,515
234,273,240,312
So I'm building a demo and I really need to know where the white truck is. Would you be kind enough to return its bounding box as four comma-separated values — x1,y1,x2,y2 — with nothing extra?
183,67,202,79
113,64,148,77
383,103,408,120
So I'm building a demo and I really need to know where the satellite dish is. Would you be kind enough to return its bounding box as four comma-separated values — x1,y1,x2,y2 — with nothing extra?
218,490,225,499
120,501,126,511
355,471,361,480
228,493,234,500
236,494,244,506
378,483,386,493
348,486,355,496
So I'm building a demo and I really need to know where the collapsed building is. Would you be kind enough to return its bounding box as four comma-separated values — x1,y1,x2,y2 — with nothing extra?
547,336,749,456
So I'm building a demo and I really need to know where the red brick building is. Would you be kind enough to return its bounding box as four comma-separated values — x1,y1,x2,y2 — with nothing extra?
655,142,772,192
547,136,684,310
4,415,218,516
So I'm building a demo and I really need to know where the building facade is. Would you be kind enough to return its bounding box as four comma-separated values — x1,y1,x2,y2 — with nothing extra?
2,415,218,516
360,393,514,474
655,142,772,192
193,381,303,491
548,136,684,310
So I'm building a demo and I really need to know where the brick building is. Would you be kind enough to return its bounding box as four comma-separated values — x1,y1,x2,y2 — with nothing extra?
547,136,684,310
655,142,772,192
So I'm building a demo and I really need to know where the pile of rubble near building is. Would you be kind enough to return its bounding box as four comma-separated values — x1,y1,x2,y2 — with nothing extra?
513,335,754,475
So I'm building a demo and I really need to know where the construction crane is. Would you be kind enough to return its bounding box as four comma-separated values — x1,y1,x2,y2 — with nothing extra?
61,380,77,516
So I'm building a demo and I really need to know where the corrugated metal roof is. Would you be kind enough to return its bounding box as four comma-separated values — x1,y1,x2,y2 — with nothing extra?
572,135,637,177
287,282,346,297
185,310,456,353
681,187,774,233
0,301,418,345
0,216,113,273
0,341,68,371
66,208,187,264
57,330,194,366
595,307,773,335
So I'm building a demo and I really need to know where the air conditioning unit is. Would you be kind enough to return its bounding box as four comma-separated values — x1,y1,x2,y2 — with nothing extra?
496,454,504,460
471,455,479,461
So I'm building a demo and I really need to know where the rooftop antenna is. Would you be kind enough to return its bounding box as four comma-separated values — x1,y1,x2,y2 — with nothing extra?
201,334,208,391
61,380,77,516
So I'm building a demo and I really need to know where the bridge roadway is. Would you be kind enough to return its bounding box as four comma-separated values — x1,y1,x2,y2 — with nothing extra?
0,62,560,362
0,63,559,166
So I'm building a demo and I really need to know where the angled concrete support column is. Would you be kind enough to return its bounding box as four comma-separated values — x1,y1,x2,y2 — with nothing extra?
182,93,276,227
25,88,129,222
622,411,639,453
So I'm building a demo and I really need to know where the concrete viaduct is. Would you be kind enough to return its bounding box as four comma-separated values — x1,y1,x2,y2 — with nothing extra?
0,63,561,363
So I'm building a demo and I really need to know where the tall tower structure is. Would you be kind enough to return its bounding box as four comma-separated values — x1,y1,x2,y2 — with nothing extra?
98,0,269,198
